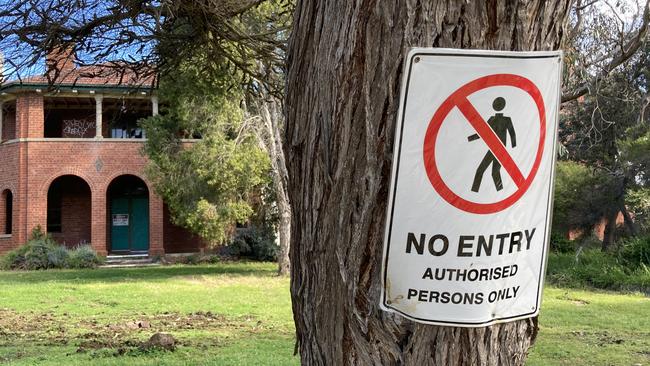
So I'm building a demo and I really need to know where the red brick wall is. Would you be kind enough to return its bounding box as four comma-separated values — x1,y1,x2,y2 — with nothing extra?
49,178,92,247
16,94,44,138
0,92,202,256
0,143,19,252
163,204,206,253
19,140,200,255
2,107,17,141
24,140,157,256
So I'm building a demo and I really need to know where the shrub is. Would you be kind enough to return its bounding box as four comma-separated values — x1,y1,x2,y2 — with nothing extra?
183,254,200,265
67,245,103,269
546,249,650,292
207,255,220,264
1,233,58,270
0,228,103,270
619,236,650,267
550,232,574,253
228,225,278,261
25,240,56,270
0,245,26,270
47,245,70,268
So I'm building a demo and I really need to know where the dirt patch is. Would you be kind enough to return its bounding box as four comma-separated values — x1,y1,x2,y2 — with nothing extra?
637,350,650,359
570,330,627,346
558,292,590,306
142,333,177,351
0,308,259,358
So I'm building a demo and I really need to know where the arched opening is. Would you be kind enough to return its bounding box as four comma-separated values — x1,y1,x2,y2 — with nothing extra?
47,175,92,247
107,175,149,253
1,189,12,235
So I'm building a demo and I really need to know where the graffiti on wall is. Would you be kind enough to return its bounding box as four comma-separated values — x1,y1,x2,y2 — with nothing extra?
62,119,95,137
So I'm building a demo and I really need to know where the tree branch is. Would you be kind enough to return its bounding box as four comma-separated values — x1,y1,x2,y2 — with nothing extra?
562,0,649,103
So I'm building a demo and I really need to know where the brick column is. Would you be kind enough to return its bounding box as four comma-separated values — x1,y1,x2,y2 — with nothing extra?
26,194,47,238
16,94,44,138
0,101,4,141
149,194,164,256
91,189,108,256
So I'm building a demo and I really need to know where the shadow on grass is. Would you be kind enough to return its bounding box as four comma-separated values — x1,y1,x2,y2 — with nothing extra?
0,262,278,285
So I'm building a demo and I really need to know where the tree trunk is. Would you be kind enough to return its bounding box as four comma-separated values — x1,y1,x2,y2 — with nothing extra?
257,98,292,275
285,1,572,364
620,203,637,237
601,208,618,252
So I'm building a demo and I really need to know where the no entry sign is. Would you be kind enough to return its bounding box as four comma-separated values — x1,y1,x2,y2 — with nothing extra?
380,48,562,327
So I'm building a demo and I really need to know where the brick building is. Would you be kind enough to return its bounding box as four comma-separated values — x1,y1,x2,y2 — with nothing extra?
0,50,204,256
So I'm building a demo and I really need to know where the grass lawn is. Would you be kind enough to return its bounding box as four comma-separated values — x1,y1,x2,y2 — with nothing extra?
0,262,648,365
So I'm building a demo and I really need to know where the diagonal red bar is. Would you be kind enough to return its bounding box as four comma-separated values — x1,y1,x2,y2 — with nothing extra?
455,97,526,188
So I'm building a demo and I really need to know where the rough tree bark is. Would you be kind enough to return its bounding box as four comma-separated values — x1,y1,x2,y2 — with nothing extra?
285,1,572,365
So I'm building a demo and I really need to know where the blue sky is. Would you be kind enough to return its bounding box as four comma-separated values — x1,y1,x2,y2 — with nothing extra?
0,0,158,81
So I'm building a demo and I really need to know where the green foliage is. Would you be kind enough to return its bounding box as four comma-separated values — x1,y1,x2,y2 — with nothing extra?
549,232,574,253
47,245,70,268
546,250,650,292
183,254,201,265
618,236,650,267
1,231,58,270
67,245,104,269
558,42,650,245
552,161,603,236
30,226,47,240
1,230,103,270
620,131,650,233
626,188,650,233
229,226,278,261
141,58,271,245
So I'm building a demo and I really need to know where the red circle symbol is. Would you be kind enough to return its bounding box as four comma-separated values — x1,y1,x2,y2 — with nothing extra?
423,74,546,214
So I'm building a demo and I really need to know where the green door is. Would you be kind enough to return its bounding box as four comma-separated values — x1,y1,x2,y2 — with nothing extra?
110,196,149,252
110,198,130,251
131,197,149,251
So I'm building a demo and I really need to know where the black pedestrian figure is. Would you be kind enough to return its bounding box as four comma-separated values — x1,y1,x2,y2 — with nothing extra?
467,97,516,192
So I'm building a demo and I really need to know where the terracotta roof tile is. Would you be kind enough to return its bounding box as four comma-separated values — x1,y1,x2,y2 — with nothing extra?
5,63,157,89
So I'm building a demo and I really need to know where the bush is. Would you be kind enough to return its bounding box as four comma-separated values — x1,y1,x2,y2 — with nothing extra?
183,254,201,265
550,232,574,253
1,234,58,270
25,240,55,270
47,245,70,268
228,225,278,261
0,228,103,270
619,236,650,267
546,249,650,292
67,245,103,269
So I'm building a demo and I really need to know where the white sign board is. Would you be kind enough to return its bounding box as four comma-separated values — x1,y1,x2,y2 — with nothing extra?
112,214,129,226
380,48,562,327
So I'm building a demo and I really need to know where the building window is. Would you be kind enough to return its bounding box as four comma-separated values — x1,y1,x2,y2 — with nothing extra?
2,190,11,235
47,188,62,233
111,126,144,139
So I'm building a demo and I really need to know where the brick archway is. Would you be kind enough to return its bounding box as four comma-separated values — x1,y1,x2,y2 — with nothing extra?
40,169,97,197
0,189,13,235
100,171,151,197
46,175,92,247
106,174,151,254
